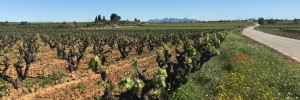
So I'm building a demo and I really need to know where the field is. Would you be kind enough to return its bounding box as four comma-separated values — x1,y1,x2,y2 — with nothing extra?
0,22,299,99
257,21,300,39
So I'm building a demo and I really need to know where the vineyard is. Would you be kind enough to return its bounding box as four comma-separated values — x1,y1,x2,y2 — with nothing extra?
2,0,300,99
0,22,249,99
257,21,300,39
0,22,299,99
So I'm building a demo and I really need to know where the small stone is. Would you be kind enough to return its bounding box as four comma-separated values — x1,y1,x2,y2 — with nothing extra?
37,71,42,75
71,74,77,79
29,88,35,93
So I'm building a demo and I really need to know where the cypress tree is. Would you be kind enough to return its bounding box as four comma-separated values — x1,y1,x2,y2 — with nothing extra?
103,16,106,21
95,16,98,22
98,15,102,21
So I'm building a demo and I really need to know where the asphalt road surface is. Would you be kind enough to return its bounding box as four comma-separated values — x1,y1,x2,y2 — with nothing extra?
242,24,300,63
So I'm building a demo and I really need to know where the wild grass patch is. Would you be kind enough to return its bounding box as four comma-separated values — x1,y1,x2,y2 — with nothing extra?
170,30,300,99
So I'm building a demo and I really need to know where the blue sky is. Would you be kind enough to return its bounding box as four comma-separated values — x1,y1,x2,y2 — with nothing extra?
0,0,299,22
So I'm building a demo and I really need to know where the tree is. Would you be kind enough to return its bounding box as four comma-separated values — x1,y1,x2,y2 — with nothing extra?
20,21,28,25
103,16,106,21
267,18,276,24
134,18,141,23
294,18,298,24
134,18,138,22
95,16,98,22
110,13,117,22
110,13,121,23
258,17,265,25
117,16,121,21
98,14,102,21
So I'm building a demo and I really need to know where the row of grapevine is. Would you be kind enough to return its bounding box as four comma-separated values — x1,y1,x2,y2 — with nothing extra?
279,28,300,34
0,29,228,99
0,33,39,89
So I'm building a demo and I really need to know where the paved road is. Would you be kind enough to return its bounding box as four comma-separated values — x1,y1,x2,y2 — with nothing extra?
242,24,300,62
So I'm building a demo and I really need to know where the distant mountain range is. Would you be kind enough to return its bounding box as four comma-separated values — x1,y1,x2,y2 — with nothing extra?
148,18,199,23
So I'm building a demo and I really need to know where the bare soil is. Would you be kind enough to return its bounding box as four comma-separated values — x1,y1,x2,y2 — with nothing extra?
1,43,159,99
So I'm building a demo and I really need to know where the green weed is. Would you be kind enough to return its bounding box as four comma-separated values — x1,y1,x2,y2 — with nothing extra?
170,30,300,99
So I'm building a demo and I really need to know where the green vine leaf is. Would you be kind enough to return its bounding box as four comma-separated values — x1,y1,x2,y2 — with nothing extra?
184,57,192,64
0,78,8,96
131,59,138,68
88,56,102,70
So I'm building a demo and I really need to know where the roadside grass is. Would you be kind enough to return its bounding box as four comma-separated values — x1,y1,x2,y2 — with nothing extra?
169,29,300,99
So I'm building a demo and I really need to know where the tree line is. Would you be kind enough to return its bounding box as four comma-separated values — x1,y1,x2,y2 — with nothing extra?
94,13,121,24
94,13,140,24
258,17,276,25
258,17,299,25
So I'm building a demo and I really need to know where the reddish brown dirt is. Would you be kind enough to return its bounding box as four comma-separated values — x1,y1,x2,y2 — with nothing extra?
16,54,157,100
1,42,159,99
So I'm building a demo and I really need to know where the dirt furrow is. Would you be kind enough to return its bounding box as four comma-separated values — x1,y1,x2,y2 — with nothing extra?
16,55,157,99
